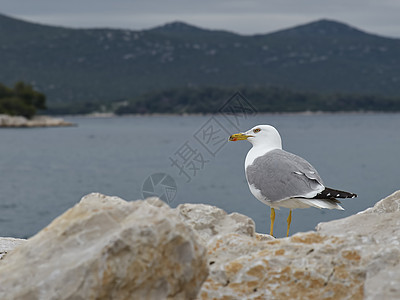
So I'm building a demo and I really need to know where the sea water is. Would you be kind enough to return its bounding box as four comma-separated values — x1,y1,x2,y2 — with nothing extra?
0,113,399,238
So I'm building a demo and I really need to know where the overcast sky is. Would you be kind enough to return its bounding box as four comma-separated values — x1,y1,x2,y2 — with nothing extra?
1,0,400,38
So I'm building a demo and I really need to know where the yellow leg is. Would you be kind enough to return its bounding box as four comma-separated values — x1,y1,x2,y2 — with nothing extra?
270,208,275,237
286,209,292,237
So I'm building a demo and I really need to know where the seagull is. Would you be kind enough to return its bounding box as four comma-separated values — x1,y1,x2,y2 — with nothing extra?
229,125,357,237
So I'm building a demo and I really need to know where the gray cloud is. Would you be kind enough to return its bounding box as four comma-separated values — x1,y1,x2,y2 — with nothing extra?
1,0,400,37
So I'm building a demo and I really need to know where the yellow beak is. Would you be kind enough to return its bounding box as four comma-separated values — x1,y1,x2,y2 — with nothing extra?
229,133,253,141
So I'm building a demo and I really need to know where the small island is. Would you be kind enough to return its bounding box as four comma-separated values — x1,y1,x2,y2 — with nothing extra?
0,81,74,128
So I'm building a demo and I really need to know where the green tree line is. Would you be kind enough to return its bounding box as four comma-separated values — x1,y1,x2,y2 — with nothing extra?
0,81,46,118
115,86,400,115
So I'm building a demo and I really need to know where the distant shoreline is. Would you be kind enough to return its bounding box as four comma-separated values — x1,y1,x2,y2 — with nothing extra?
54,110,400,118
0,115,76,128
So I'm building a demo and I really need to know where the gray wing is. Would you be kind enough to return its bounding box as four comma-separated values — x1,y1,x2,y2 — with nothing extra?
246,149,324,202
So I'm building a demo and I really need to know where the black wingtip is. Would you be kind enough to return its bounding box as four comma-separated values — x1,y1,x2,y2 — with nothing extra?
313,187,357,200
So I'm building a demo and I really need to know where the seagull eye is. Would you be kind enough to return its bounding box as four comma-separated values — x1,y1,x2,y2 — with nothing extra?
253,128,261,133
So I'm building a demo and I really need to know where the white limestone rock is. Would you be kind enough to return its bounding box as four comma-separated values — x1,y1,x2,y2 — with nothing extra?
176,203,256,244
317,190,400,300
3,190,400,299
201,232,368,300
198,190,400,300
176,203,271,282
357,190,400,214
0,193,208,300
0,237,26,260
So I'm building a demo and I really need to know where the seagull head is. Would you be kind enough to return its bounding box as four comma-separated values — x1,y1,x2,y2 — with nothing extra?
229,125,282,149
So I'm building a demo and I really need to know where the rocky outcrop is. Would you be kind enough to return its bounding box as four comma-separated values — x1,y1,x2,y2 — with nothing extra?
198,190,400,300
317,190,400,300
176,203,259,243
358,190,400,214
0,114,74,127
0,194,208,300
1,191,400,299
0,237,26,260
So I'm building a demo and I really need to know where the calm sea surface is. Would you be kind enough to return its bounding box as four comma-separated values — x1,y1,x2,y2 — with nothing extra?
1,113,399,238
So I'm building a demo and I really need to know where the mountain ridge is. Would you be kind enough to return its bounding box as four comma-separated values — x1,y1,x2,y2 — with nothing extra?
0,13,393,38
0,13,399,107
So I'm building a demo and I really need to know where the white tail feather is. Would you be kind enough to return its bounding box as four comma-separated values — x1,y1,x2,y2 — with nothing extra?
300,199,344,210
